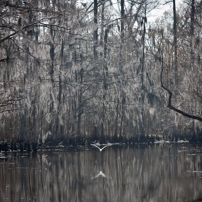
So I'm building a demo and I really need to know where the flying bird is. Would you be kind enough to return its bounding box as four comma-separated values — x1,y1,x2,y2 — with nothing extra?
91,143,112,152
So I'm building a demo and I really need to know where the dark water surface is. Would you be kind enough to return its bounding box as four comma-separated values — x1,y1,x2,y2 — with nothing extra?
1,143,202,202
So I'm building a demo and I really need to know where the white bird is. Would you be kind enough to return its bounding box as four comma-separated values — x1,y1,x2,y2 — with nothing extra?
91,143,112,152
91,171,107,180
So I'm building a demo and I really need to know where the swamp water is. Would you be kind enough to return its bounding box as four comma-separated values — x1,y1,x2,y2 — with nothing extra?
1,143,202,202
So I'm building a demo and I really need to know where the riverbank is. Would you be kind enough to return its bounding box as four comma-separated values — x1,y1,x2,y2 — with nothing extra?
0,133,201,153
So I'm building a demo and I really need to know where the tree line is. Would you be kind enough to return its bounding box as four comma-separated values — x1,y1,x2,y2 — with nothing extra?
0,0,202,146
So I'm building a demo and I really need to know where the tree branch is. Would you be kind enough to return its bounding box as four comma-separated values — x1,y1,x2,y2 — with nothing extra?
160,63,202,122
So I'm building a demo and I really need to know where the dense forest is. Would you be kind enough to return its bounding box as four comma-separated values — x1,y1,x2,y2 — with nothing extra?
0,0,202,148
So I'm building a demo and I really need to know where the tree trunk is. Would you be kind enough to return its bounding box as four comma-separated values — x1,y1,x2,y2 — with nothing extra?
190,0,195,68
94,0,98,59
114,98,119,139
173,0,178,85
119,97,125,138
121,0,124,42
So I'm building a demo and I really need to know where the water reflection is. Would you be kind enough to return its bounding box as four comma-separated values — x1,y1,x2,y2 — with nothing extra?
1,144,202,202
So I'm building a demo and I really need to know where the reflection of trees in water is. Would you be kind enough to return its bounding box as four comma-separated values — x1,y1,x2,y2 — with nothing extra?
1,144,202,201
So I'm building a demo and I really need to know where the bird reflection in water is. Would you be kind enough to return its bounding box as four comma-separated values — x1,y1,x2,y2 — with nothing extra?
91,171,111,180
